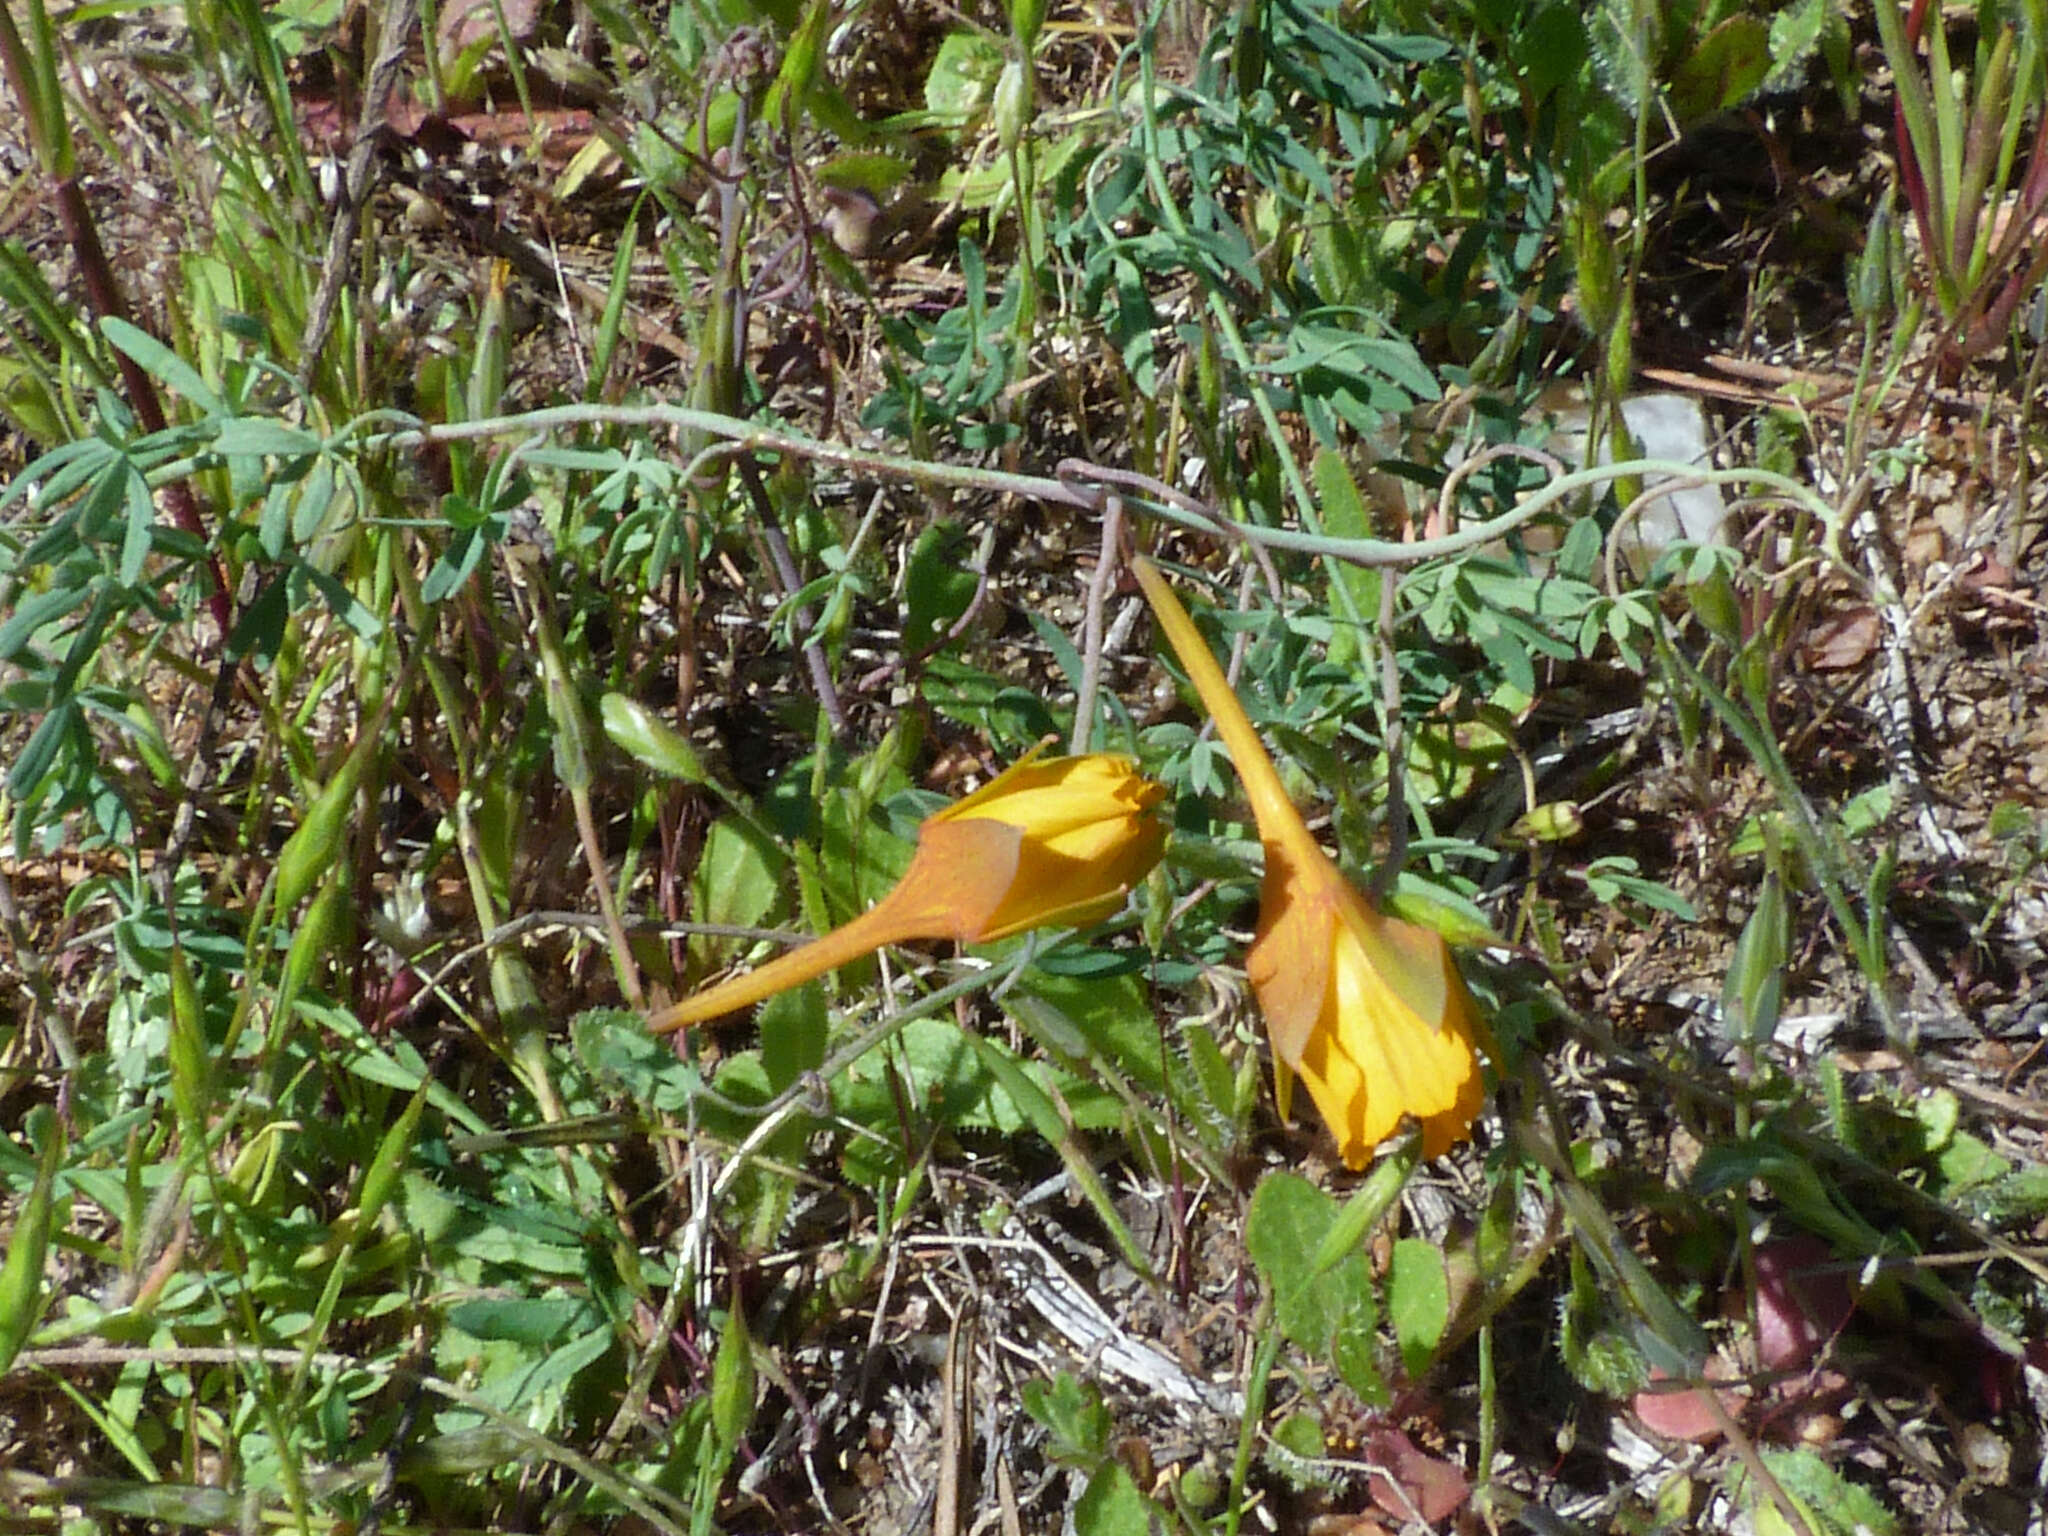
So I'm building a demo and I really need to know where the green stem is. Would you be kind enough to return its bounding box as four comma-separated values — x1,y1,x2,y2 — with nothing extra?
1224,1299,1283,1536
122,403,1846,573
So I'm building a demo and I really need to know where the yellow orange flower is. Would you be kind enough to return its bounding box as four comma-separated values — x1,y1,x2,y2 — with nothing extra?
647,743,1167,1034
1130,556,1486,1164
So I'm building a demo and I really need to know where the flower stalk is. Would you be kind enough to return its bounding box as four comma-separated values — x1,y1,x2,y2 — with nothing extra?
1131,556,1487,1163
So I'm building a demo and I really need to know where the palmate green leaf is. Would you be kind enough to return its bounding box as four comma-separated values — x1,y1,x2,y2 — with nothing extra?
1764,0,1833,94
1668,14,1771,122
686,814,789,976
299,563,382,638
1021,1371,1112,1464
0,432,111,515
902,520,978,654
0,581,85,662
422,522,491,602
48,579,116,700
1073,1464,1154,1536
1246,1171,1385,1401
227,569,289,662
1745,1448,1898,1536
574,1007,701,1112
1259,319,1439,398
22,455,124,565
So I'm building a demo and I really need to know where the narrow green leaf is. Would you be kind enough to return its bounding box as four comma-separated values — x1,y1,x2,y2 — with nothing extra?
587,204,640,397
117,464,153,586
1388,1237,1449,1379
99,317,223,416
166,942,210,1155
602,694,711,782
290,455,338,543
211,416,320,457
0,582,85,662
1723,869,1789,1047
1310,1144,1412,1278
532,599,592,793
709,1303,757,1452
354,1084,429,1234
966,1031,1065,1145
0,1107,64,1372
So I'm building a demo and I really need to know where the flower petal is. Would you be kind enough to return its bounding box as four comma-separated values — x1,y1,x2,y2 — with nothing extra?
930,748,1166,940
1296,896,1485,1164
885,817,1027,939
1246,843,1339,1067
934,744,1163,839
977,811,1165,940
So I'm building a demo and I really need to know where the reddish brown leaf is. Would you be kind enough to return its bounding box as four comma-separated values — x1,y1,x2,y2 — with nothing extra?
1753,1236,1853,1372
1361,1426,1469,1525
1633,1359,1742,1443
1801,607,1881,671
438,0,542,58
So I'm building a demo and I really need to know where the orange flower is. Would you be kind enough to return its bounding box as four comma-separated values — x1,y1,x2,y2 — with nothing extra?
648,744,1167,1034
1130,556,1486,1163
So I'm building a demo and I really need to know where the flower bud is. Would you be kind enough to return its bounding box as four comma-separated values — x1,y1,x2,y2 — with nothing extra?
993,58,1031,153
1009,0,1046,53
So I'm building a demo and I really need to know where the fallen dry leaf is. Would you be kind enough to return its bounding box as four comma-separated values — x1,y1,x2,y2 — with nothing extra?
439,0,542,60
1752,1236,1853,1372
1801,606,1881,670
1361,1425,1469,1524
1633,1358,1743,1443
